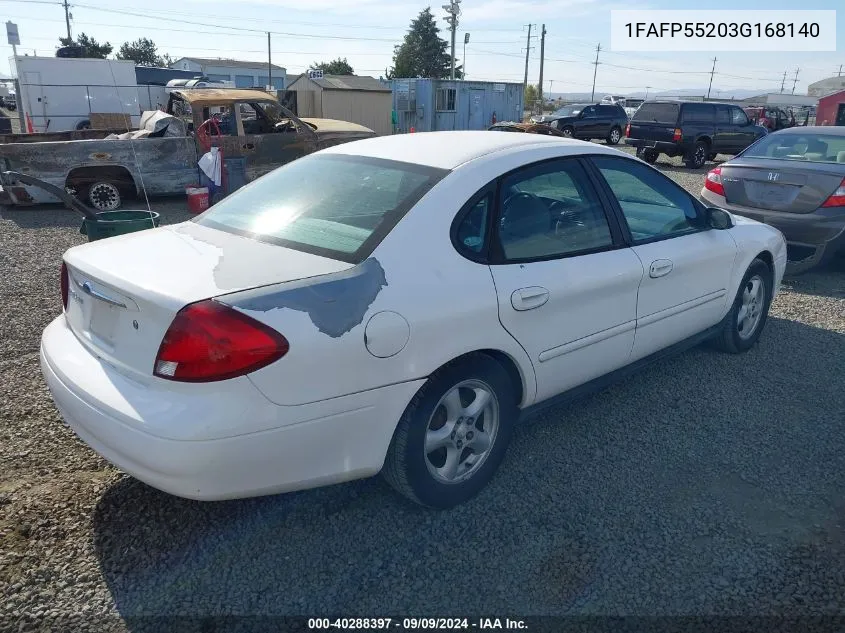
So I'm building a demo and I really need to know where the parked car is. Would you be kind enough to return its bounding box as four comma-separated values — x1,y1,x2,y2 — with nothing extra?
743,106,796,132
488,121,566,136
0,89,375,211
3,93,16,110
625,100,768,168
530,103,628,144
701,126,845,273
41,132,786,509
601,95,627,106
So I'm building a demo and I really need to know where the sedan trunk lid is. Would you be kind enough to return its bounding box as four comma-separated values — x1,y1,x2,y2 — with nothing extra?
719,158,845,213
62,222,351,380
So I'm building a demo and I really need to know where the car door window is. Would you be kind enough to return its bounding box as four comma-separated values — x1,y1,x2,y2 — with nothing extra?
495,159,613,261
730,107,749,125
581,106,597,118
591,156,703,242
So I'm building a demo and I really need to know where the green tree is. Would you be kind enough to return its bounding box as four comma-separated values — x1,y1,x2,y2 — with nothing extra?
57,33,112,59
311,57,354,75
116,38,172,67
387,7,462,79
524,83,539,109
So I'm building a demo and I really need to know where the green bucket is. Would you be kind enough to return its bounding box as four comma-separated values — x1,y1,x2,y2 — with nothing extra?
80,210,161,242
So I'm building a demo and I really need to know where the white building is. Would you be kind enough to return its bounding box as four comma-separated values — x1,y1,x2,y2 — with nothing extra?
807,75,845,98
170,57,286,90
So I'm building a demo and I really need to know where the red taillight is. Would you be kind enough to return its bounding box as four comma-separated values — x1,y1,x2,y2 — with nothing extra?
625,123,631,137
673,128,682,142
153,300,289,382
821,177,845,208
704,167,725,197
60,262,69,310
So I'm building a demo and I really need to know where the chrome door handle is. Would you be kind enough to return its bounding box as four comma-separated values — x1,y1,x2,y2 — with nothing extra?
511,286,550,311
649,259,674,278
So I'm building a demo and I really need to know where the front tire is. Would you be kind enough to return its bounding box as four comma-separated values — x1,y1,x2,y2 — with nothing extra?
607,126,622,145
383,353,517,509
712,258,772,354
560,126,574,138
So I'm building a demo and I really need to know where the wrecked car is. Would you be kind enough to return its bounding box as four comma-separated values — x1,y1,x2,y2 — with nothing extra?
0,88,376,210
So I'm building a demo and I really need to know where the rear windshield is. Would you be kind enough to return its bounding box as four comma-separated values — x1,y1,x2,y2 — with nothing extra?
632,103,679,125
195,154,447,263
742,133,845,164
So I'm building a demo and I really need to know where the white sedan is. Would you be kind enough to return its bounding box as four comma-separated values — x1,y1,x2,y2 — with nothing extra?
40,131,787,508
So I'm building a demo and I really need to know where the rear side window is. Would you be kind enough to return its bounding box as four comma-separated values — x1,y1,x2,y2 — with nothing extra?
597,105,618,116
632,102,679,124
681,103,714,123
716,106,731,124
195,154,447,263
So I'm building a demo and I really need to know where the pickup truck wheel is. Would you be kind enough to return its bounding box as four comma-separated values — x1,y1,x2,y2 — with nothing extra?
637,147,659,164
86,181,122,211
606,126,622,145
684,141,708,169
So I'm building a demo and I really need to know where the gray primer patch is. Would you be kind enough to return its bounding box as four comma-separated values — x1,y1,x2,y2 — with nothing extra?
229,258,388,338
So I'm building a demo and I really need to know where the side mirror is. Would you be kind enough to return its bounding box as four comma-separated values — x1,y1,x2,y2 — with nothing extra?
707,207,734,230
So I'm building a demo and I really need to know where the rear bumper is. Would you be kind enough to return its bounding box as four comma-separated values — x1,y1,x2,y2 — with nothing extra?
701,188,845,251
40,316,424,500
624,139,685,155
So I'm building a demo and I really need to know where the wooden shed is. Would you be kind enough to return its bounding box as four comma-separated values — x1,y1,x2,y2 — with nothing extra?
285,74,392,136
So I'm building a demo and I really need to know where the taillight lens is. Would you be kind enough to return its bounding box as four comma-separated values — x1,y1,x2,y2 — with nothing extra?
704,167,725,197
821,177,845,208
60,262,69,310
625,123,630,137
154,300,289,382
673,128,682,142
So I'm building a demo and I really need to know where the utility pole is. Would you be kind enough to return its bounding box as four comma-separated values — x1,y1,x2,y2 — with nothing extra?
267,32,273,90
463,32,470,80
537,24,546,115
443,0,461,80
523,24,534,101
780,71,787,93
645,85,652,99
706,57,717,99
590,43,601,102
838,64,842,77
791,67,799,95
62,0,72,40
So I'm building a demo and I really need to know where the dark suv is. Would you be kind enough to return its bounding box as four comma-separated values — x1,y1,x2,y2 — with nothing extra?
624,100,767,168
530,103,628,145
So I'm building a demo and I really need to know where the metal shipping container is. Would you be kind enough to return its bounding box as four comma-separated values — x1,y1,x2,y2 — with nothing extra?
391,79,523,134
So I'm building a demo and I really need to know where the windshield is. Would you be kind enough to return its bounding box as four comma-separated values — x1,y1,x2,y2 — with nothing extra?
742,132,845,164
195,154,447,263
552,105,585,117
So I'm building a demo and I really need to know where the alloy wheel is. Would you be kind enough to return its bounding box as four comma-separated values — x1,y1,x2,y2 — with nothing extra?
424,379,500,484
737,274,765,340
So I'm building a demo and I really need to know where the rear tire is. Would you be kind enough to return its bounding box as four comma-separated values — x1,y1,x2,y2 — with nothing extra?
86,181,123,211
637,147,659,164
607,126,622,145
560,126,574,138
712,258,772,354
684,141,709,169
382,353,517,509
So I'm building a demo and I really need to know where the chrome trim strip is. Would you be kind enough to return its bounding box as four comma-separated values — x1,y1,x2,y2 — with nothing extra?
539,320,636,363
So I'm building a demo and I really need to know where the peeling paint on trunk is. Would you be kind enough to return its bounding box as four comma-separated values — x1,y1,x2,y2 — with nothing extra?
228,258,388,338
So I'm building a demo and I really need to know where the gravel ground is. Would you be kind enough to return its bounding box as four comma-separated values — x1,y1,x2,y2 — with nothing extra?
1,147,844,632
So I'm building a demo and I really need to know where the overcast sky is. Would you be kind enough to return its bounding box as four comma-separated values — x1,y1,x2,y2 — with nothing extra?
1,0,843,95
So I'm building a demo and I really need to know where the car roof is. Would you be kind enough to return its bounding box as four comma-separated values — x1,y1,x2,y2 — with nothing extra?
319,130,619,170
771,125,845,136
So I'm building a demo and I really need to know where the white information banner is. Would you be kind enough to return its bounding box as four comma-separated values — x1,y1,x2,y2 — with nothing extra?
610,10,836,52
